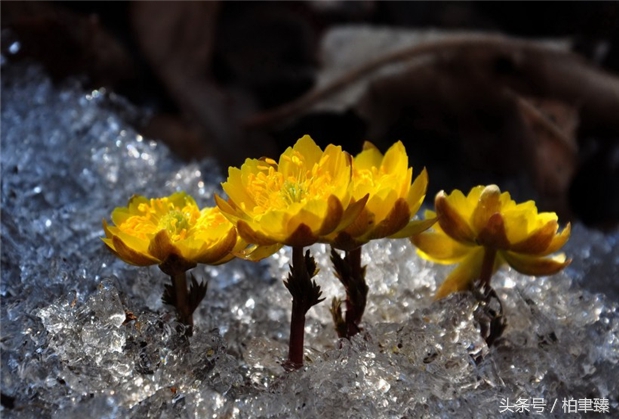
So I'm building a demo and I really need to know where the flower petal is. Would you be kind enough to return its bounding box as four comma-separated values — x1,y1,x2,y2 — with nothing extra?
389,216,437,239
355,141,383,170
406,167,428,213
214,194,238,218
127,194,149,213
321,143,352,188
502,200,549,243
435,191,477,244
192,226,238,264
382,141,409,181
435,247,485,299
239,243,284,261
412,231,474,264
447,186,484,222
338,193,370,232
476,213,510,249
148,230,178,262
111,235,161,266
110,207,136,227
222,165,257,212
168,191,196,208
102,218,114,239
236,220,278,246
502,251,571,276
471,185,502,234
285,223,318,247
338,207,374,239
368,197,410,240
509,219,558,254
292,135,323,166
286,204,323,236
541,222,571,256
104,222,152,257
317,195,344,236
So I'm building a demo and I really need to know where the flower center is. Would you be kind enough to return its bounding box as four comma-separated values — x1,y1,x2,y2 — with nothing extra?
158,210,190,240
281,179,306,205
249,170,309,212
245,158,333,215
354,167,380,187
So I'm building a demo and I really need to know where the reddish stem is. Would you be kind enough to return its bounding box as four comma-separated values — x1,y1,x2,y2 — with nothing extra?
286,246,307,369
287,295,306,369
479,247,497,289
344,247,365,337
171,271,193,336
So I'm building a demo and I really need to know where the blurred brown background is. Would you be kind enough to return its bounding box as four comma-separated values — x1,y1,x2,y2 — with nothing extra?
2,1,619,229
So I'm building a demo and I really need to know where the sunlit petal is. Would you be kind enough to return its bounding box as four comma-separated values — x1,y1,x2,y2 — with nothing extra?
476,213,510,249
112,235,161,266
389,216,437,239
541,222,571,256
406,168,428,213
239,243,284,261
317,196,344,236
434,248,485,299
413,231,474,264
471,185,502,234
502,251,571,276
510,220,558,254
148,230,177,262
435,191,477,244
237,220,278,246
368,198,410,240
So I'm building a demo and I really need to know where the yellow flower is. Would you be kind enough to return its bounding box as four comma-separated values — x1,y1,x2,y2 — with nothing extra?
412,185,571,299
102,192,239,272
216,135,367,260
328,141,436,250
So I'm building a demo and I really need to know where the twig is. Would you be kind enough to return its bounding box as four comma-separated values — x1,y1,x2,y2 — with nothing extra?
244,33,619,130
510,89,578,154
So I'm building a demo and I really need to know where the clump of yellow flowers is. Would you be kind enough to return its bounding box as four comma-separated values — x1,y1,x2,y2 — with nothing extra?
103,134,570,367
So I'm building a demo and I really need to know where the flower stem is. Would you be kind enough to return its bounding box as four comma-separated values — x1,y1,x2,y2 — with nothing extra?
479,247,497,289
293,244,305,274
346,247,367,337
287,246,307,369
330,246,368,338
159,254,199,337
283,246,323,370
171,270,193,336
288,294,306,368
